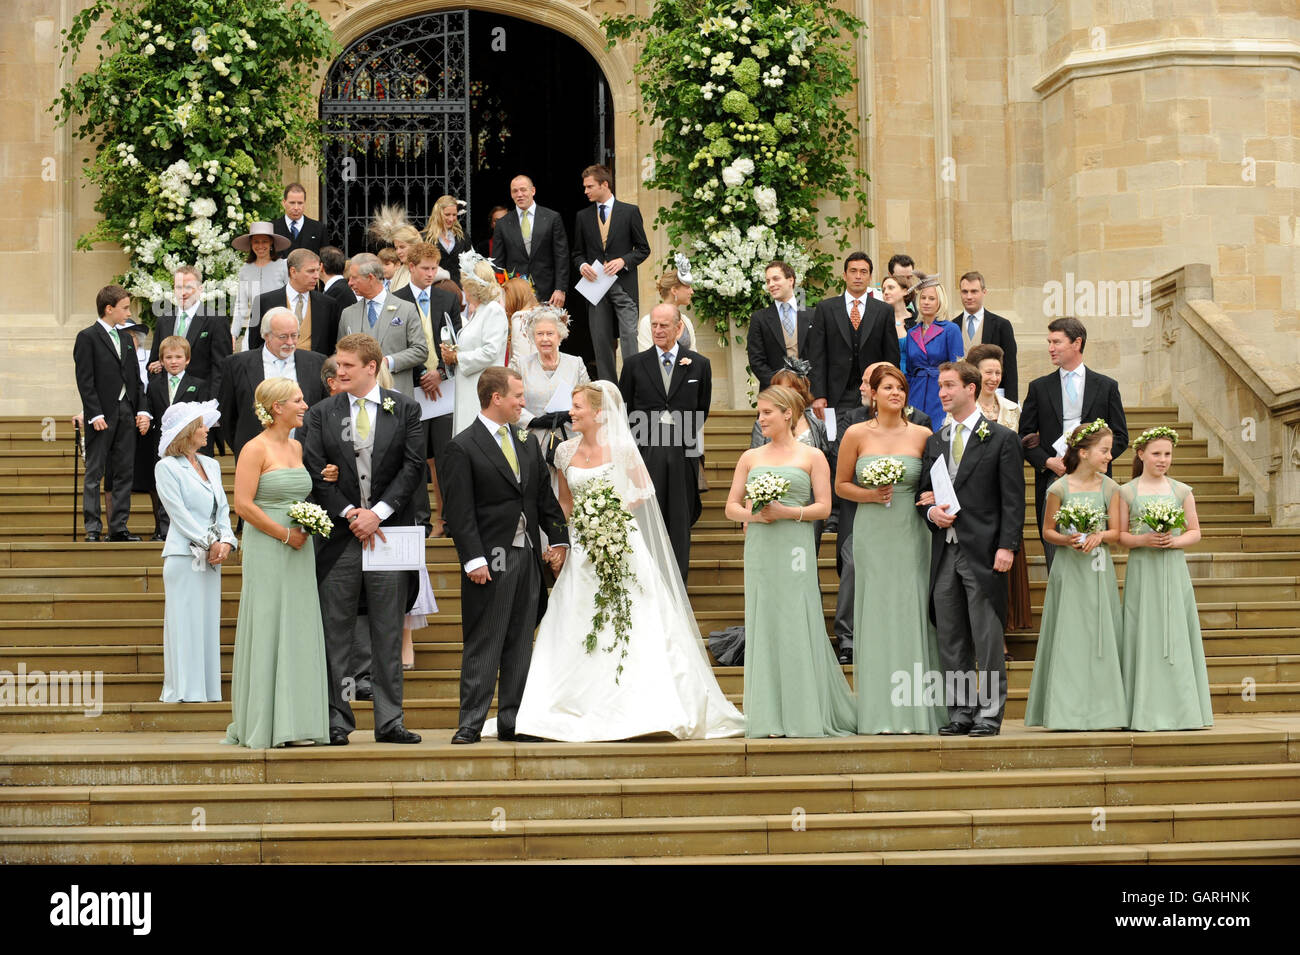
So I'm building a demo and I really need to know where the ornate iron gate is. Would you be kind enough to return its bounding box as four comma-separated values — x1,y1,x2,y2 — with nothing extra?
320,11,471,255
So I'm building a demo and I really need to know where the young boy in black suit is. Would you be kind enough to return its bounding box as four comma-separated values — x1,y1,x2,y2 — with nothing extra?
144,335,208,538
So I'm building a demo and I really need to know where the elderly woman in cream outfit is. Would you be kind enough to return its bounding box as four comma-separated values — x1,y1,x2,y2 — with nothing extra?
443,250,509,437
154,400,237,702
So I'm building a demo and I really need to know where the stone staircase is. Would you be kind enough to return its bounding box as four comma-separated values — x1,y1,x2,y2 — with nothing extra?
0,407,1297,863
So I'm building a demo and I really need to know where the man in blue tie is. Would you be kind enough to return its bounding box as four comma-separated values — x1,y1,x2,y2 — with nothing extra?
273,182,322,254
746,260,814,392
336,252,427,398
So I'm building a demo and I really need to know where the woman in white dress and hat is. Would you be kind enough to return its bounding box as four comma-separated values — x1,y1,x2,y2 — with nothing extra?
231,222,291,349
443,249,509,437
154,400,237,702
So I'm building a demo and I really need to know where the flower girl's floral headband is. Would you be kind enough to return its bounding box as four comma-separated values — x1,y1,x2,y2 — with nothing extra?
1068,418,1109,446
1133,425,1179,448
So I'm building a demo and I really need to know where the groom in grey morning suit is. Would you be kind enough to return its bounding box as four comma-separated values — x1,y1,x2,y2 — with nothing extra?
917,361,1024,737
301,334,427,745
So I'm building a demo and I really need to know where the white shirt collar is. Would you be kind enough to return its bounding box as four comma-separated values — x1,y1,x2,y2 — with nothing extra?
262,346,294,367
323,275,342,290
366,290,388,308
1059,363,1086,382
519,202,537,219
600,197,614,213
96,318,117,335
657,345,677,364
352,384,382,409
844,290,866,310
964,307,985,324
954,407,983,434
478,412,510,436
285,214,302,229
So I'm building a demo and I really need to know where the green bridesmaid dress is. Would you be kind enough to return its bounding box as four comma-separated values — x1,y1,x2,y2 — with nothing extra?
1024,475,1128,730
1119,478,1213,731
743,465,856,738
224,467,330,748
852,455,947,733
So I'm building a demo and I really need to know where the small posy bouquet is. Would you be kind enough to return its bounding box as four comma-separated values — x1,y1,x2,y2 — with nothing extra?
288,501,334,537
570,478,638,682
1055,500,1105,543
859,457,906,508
1139,499,1187,535
745,471,790,514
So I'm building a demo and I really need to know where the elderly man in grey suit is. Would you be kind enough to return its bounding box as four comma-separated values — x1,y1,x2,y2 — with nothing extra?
337,252,428,397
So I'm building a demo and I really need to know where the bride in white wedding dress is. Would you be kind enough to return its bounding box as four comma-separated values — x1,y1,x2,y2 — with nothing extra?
511,380,745,741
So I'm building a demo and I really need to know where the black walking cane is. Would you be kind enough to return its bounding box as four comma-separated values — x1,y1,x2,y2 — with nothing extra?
72,418,82,541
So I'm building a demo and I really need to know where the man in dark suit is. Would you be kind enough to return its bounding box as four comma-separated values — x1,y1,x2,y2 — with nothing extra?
832,362,932,663
320,245,356,310
807,252,900,424
619,303,711,583
747,260,814,391
219,308,326,459
956,270,1019,401
273,182,322,254
148,266,232,398
917,361,1025,737
491,175,569,307
248,249,340,356
300,334,427,746
438,366,569,744
74,285,150,541
572,164,651,381
1018,317,1128,569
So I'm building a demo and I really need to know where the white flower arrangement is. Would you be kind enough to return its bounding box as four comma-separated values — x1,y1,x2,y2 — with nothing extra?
1138,499,1187,535
858,456,907,508
287,501,334,538
1055,500,1106,543
744,470,790,514
382,397,395,414
569,478,639,683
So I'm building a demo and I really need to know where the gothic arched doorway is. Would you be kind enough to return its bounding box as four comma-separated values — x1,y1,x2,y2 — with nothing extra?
320,10,615,257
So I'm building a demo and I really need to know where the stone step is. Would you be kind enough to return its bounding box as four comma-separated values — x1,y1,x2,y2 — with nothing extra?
6,763,1298,828
5,799,1298,863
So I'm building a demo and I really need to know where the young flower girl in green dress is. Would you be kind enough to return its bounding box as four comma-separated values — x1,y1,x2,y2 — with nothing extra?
1117,427,1213,731
1024,420,1128,730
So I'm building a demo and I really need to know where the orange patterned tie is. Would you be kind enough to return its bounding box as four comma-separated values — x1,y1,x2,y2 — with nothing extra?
849,298,862,331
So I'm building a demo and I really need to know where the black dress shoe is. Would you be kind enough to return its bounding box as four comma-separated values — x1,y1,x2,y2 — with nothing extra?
329,728,349,746
969,723,1001,737
150,531,166,542
938,721,973,736
450,728,481,744
108,532,142,542
354,685,374,701
375,725,421,744
511,733,545,743
837,649,852,665
84,532,101,542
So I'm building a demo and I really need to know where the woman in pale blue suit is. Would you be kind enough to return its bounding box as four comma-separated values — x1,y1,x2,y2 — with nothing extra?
154,400,236,702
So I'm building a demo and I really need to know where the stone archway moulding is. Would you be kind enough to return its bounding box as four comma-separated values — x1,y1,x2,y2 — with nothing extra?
311,0,643,205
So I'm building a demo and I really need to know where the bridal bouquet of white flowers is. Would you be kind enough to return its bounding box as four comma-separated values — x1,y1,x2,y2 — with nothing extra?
287,501,334,537
1054,500,1105,544
570,478,638,682
859,457,907,508
744,470,790,514
1138,499,1187,535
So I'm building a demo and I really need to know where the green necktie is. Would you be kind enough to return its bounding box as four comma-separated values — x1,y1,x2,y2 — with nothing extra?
355,398,370,441
520,210,531,242
107,325,121,354
175,311,188,337
497,425,519,479
169,375,180,402
953,422,965,465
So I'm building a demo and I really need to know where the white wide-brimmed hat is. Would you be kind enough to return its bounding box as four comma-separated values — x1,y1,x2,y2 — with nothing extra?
158,399,221,457
232,221,292,253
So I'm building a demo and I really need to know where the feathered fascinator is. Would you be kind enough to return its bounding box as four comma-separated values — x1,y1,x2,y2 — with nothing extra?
674,252,694,285
909,271,941,292
367,204,412,246
458,249,499,293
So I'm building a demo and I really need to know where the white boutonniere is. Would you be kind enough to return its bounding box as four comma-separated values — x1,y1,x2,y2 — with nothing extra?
382,397,395,414
678,357,692,366
516,428,528,443
385,304,397,311
976,421,990,441
904,405,915,418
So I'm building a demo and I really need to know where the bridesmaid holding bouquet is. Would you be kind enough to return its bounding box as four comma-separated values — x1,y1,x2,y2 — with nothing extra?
1117,427,1213,731
835,364,945,733
1024,419,1128,730
726,385,855,738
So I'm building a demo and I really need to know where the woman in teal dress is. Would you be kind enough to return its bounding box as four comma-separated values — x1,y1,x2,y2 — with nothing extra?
1024,420,1128,730
1117,427,1213,731
835,364,945,733
726,385,855,738
155,400,236,703
224,377,329,749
